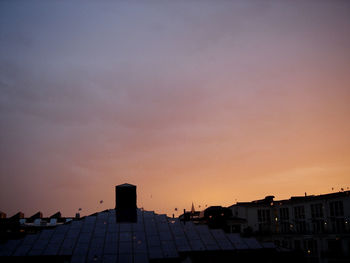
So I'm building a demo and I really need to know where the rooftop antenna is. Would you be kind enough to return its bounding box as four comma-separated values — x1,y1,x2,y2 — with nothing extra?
97,200,103,212
76,208,82,218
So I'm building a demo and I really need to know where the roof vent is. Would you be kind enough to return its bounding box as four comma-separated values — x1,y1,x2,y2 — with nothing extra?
115,183,137,222
10,212,24,220
30,212,43,220
50,212,61,219
264,196,275,203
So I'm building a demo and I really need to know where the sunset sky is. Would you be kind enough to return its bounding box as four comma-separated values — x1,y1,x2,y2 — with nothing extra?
1,0,350,217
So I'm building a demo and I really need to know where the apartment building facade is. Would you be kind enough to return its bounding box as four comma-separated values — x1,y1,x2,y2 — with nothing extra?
229,191,350,263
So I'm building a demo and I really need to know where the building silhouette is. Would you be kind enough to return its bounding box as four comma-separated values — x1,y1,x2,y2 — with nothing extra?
229,191,350,263
0,184,300,263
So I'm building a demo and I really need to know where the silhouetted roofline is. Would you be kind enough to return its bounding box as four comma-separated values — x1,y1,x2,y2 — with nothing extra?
1,208,267,260
229,190,350,207
117,183,136,187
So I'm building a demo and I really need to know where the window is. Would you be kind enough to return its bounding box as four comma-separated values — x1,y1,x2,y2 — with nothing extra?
258,209,271,233
312,220,325,233
294,240,301,250
329,201,345,233
279,208,290,233
294,206,306,233
280,222,290,233
257,209,271,223
331,218,345,233
330,201,344,217
279,208,289,220
294,206,305,220
311,203,323,218
296,221,306,233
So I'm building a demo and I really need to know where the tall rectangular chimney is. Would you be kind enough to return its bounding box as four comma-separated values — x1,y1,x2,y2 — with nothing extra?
115,183,137,222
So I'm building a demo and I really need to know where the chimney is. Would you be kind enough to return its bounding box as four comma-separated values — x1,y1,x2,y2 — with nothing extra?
115,183,137,222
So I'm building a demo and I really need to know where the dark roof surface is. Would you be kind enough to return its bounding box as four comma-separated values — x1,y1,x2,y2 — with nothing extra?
0,209,263,262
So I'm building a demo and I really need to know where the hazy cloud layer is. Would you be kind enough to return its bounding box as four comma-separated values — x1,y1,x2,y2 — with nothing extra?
1,0,350,216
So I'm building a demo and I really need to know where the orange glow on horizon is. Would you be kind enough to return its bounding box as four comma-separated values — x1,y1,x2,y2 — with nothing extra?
0,1,349,218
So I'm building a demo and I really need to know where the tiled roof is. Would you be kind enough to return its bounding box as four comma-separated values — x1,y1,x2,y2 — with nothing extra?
0,209,263,262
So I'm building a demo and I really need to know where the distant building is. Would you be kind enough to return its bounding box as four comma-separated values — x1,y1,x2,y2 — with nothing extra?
0,211,75,243
229,191,350,263
179,205,248,234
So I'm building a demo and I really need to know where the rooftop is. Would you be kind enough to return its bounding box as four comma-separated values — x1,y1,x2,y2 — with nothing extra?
230,190,350,208
0,208,267,262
